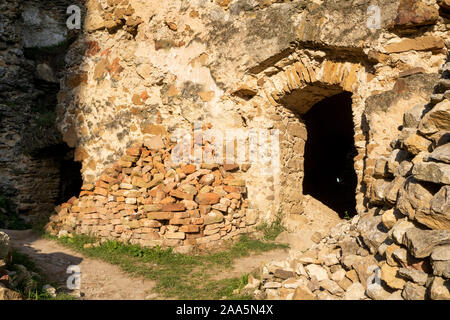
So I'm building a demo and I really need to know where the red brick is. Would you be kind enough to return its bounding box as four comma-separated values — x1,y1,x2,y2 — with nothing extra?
170,189,194,201
223,186,239,193
161,203,185,212
196,193,220,205
126,147,141,157
147,212,172,220
187,209,200,218
223,164,239,171
179,225,200,233
169,218,190,225
94,187,108,196
173,212,190,219
192,218,204,225
182,164,196,174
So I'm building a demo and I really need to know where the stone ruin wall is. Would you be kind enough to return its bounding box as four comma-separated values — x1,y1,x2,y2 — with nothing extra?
46,133,258,252
2,0,450,300
0,0,85,220
254,58,450,300
53,0,449,222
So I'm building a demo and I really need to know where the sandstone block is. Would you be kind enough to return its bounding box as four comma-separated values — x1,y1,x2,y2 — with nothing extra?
413,161,450,185
381,262,406,290
292,284,316,300
147,212,172,220
165,232,185,240
427,144,450,164
398,268,428,285
344,282,366,300
430,276,450,300
403,133,431,155
403,228,450,258
384,36,444,53
161,203,185,212
143,204,162,212
419,100,450,136
179,225,200,233
401,282,426,300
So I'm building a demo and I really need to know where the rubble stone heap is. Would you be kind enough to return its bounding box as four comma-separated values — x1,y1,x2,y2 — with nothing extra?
46,133,258,253
250,60,450,301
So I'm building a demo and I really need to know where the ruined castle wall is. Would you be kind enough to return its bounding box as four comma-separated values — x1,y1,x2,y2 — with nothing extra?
0,0,83,219
46,134,258,252
55,0,449,222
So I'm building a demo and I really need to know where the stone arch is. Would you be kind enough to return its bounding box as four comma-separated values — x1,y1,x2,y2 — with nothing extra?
251,58,368,220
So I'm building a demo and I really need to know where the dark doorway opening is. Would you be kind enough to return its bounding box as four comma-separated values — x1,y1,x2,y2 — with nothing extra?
35,143,83,204
302,91,358,218
59,148,83,203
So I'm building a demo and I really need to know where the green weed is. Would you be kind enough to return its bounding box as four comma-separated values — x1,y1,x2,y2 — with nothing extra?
51,233,287,300
256,214,285,241
10,250,77,300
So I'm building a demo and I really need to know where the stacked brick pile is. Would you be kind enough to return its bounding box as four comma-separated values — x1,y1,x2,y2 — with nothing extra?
45,134,257,253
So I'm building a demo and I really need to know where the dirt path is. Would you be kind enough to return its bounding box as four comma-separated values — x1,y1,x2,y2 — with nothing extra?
2,229,158,300
2,229,290,300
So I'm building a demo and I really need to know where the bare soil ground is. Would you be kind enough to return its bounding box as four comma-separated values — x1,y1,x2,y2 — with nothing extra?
3,229,158,300
2,229,290,300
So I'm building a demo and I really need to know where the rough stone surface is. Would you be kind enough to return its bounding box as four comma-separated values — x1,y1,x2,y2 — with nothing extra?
381,262,406,290
430,277,450,300
1,0,450,301
398,268,428,285
396,178,436,221
402,282,427,300
427,144,450,164
419,100,450,136
305,264,328,282
344,282,366,300
413,161,450,185
357,215,389,253
403,229,450,258
431,260,450,278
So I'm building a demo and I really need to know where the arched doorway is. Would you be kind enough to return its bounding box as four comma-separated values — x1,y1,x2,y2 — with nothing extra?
302,92,358,218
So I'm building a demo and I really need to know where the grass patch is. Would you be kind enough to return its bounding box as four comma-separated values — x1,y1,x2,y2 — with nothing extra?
10,250,77,300
51,233,287,300
256,215,285,241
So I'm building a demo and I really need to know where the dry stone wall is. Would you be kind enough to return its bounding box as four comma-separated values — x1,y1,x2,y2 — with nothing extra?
1,0,450,300
245,59,450,300
52,0,450,222
45,131,257,252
